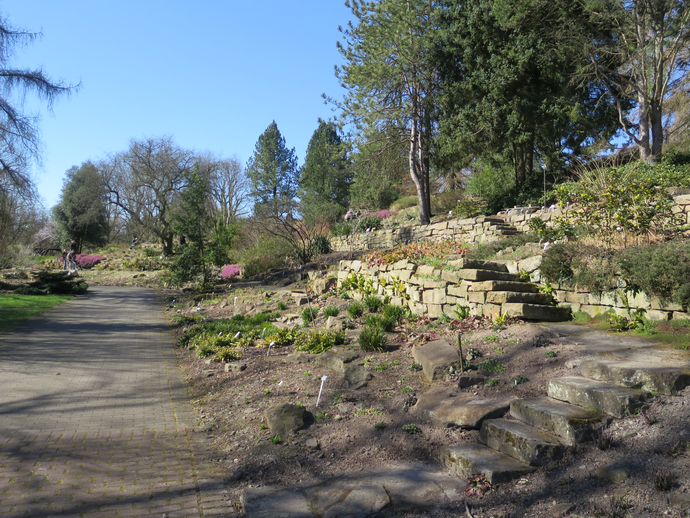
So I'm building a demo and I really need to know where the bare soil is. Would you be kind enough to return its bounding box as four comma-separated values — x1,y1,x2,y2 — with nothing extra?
166,281,690,518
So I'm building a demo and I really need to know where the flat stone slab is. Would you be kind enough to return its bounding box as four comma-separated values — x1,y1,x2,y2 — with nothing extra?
594,460,632,484
243,463,467,518
313,349,359,374
548,376,651,417
479,418,566,466
458,269,519,282
264,403,311,437
440,443,536,484
581,357,690,395
503,303,572,321
471,280,539,293
486,291,552,305
510,397,610,444
412,339,462,381
447,259,508,272
412,386,511,429
242,486,313,518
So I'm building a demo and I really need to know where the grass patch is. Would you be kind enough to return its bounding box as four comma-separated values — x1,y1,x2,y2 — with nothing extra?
0,294,73,333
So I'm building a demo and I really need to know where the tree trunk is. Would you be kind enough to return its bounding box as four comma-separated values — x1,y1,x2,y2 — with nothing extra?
409,95,431,225
649,101,663,163
162,233,174,256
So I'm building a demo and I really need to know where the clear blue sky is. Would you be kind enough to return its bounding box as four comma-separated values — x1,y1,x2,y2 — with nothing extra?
2,1,351,208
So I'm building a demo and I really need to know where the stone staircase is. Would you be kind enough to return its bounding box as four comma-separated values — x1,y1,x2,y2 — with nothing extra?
436,355,690,484
447,259,570,322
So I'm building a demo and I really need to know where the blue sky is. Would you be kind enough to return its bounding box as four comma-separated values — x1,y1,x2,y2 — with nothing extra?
2,1,351,208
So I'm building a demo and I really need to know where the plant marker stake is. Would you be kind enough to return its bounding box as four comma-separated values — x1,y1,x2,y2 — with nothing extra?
277,380,283,394
234,331,241,339
457,332,464,373
266,341,275,357
316,375,328,406
234,296,237,306
305,286,316,328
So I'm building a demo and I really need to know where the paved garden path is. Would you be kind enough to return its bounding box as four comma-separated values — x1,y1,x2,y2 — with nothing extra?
0,286,234,518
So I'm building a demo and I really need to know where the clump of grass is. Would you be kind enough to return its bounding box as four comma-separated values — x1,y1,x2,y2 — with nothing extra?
365,313,397,332
596,428,613,450
514,375,528,385
347,301,365,319
408,363,423,372
477,359,505,373
270,435,281,444
359,325,388,352
277,301,288,310
485,378,499,387
364,295,384,313
402,423,420,434
653,470,675,491
314,412,330,421
301,306,318,326
382,304,407,323
323,305,339,318
544,350,558,358
373,422,387,430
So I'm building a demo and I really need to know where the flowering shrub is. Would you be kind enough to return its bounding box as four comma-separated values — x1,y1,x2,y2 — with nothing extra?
75,254,105,269
363,241,469,265
221,264,241,279
373,209,392,219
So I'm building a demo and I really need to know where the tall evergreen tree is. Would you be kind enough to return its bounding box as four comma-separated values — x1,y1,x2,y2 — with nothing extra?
246,121,299,208
53,162,109,252
331,0,441,225
299,120,352,221
436,0,623,187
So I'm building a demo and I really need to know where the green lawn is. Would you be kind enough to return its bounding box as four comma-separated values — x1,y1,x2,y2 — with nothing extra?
0,294,73,333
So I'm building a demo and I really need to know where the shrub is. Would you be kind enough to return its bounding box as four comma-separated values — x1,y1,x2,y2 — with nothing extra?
355,216,383,232
277,300,288,310
477,359,505,373
617,241,690,309
75,254,105,269
364,295,384,313
310,235,331,256
142,247,158,257
347,301,365,319
373,209,392,219
390,195,418,213
358,324,388,352
323,305,339,318
331,221,353,237
464,233,541,260
221,264,241,279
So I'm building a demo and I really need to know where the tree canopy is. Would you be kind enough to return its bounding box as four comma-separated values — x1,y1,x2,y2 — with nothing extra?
246,121,299,208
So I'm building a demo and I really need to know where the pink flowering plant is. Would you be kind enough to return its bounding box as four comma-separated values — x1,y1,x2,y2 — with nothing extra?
76,254,105,269
373,209,392,219
221,264,241,279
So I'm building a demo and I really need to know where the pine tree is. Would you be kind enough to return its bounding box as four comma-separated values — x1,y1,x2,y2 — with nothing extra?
299,120,352,222
246,121,299,208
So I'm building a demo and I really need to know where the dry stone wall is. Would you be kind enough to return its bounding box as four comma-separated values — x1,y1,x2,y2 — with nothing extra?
331,195,690,252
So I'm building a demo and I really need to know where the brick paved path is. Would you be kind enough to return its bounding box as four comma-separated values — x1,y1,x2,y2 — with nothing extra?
0,286,234,518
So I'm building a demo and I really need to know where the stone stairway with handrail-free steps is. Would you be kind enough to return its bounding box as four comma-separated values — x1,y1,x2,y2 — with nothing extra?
434,349,690,484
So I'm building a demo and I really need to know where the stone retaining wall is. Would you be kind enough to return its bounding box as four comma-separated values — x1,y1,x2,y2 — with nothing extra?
331,194,690,252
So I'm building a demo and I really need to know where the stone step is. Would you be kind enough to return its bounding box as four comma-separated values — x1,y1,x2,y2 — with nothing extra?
510,397,610,444
440,443,536,484
458,269,519,282
581,358,690,395
486,291,552,305
548,376,651,418
479,418,566,466
502,303,571,322
412,386,512,429
411,339,462,382
446,258,509,272
471,280,540,293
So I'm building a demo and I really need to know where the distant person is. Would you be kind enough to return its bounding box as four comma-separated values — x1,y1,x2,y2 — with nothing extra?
129,237,139,250
61,249,68,271
179,234,186,245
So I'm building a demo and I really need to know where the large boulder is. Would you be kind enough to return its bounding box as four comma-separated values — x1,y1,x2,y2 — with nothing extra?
264,403,311,437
